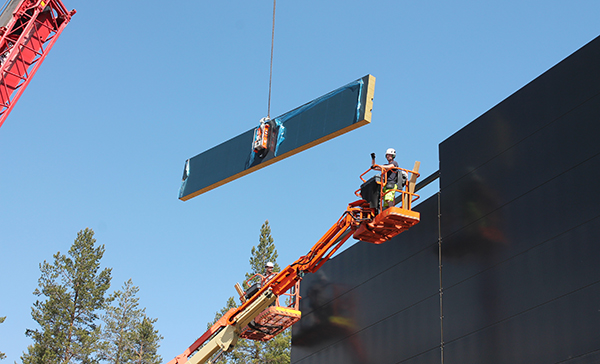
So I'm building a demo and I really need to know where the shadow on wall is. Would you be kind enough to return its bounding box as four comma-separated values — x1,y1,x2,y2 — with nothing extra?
292,271,367,364
442,171,509,261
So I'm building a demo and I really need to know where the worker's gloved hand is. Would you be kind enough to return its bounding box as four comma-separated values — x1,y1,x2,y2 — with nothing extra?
370,153,376,159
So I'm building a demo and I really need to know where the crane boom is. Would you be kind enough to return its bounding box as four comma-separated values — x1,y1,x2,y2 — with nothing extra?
0,0,75,128
168,162,421,364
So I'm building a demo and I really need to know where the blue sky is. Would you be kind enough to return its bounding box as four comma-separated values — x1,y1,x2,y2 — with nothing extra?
0,0,598,361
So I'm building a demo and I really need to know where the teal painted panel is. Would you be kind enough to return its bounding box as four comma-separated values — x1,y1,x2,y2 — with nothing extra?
179,75,375,201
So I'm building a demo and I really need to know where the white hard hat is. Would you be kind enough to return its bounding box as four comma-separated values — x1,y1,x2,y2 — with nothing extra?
386,148,396,157
265,262,274,268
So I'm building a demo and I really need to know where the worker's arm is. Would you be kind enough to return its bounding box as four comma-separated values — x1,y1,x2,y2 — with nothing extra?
371,153,399,170
372,163,396,171
371,153,386,171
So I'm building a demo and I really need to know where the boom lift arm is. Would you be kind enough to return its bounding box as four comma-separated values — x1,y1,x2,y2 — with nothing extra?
168,163,420,364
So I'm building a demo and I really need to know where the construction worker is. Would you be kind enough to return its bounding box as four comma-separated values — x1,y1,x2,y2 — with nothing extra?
371,148,407,208
262,262,276,286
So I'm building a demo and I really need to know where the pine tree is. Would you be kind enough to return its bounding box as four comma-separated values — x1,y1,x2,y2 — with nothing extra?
208,220,291,364
262,329,291,364
98,279,162,364
245,220,280,283
130,316,162,364
99,279,140,364
0,316,6,360
22,228,112,364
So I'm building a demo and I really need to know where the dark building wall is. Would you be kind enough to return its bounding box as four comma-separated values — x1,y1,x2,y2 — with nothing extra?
291,35,600,364
291,194,441,364
438,34,600,363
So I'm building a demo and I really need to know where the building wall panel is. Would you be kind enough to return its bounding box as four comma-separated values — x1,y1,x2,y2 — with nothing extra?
292,35,600,364
439,36,600,190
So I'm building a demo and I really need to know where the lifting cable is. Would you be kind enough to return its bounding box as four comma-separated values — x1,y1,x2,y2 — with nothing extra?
267,0,276,119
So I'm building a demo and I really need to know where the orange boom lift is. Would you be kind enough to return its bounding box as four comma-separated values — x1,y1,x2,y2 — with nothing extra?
168,162,421,364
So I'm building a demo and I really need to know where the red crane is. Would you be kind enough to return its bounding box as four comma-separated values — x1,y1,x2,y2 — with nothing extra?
0,0,75,128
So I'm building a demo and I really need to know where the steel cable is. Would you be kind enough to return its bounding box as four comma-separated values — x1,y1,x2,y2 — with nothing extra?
267,0,276,118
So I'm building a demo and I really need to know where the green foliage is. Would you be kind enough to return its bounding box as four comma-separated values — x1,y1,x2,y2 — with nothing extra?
130,316,162,364
19,229,162,364
264,329,291,364
99,279,162,364
245,220,280,285
209,220,290,364
0,316,5,360
229,328,291,364
22,228,112,364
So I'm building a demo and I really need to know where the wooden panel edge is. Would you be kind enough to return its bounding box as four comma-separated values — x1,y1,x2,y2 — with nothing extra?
363,74,376,123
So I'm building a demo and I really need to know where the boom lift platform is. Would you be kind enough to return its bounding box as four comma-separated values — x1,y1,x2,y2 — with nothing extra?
168,162,420,364
0,0,75,128
235,274,301,342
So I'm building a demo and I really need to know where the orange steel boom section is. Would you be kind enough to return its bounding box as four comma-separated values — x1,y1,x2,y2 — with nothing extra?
168,165,420,364
0,0,75,128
